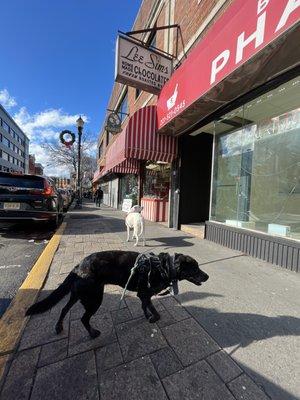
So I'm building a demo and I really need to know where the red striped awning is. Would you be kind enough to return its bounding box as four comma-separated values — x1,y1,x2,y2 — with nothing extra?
109,159,139,174
105,105,177,173
92,166,104,183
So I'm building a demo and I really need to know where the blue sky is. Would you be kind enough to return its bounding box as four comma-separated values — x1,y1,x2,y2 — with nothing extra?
0,0,141,175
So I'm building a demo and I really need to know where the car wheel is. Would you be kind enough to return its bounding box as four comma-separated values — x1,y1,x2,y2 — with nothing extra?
50,213,60,229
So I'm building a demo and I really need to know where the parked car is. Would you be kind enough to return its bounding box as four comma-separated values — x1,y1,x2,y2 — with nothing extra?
58,188,71,211
0,172,64,227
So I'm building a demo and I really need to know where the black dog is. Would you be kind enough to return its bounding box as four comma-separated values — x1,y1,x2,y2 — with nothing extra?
26,251,209,338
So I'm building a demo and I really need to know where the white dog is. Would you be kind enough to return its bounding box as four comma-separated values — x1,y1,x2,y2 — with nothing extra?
125,205,145,246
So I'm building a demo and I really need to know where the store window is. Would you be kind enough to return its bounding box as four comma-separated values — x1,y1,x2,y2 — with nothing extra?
211,77,300,240
119,174,138,207
144,161,171,200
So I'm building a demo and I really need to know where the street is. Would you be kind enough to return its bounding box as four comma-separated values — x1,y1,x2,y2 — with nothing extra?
0,221,56,317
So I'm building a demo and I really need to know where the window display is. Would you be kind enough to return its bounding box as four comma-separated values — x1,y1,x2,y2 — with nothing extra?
119,174,138,208
211,77,300,239
144,162,170,200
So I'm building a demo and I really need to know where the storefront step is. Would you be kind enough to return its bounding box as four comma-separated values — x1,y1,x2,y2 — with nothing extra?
181,223,205,239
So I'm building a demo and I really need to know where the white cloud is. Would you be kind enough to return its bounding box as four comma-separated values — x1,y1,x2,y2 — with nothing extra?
1,87,95,177
13,106,89,176
0,89,17,109
86,141,98,157
14,107,88,139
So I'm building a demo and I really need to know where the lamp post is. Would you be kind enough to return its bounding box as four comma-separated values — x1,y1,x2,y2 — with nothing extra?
76,116,84,208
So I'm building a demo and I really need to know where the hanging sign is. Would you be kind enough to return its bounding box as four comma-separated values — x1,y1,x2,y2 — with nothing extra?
105,112,122,134
115,35,173,94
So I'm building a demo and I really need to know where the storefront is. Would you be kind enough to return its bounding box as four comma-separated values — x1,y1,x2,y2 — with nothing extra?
102,105,177,222
141,161,171,222
118,174,138,209
156,0,300,270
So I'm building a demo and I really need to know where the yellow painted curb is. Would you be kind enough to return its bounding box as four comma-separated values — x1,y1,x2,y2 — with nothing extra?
0,222,66,364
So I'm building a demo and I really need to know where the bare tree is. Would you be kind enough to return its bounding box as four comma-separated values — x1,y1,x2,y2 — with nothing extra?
41,136,97,185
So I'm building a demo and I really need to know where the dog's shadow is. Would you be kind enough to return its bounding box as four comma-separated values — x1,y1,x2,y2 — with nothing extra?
182,304,300,350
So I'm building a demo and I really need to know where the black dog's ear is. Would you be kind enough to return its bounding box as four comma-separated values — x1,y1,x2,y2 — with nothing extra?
175,254,196,265
175,253,184,258
175,253,185,263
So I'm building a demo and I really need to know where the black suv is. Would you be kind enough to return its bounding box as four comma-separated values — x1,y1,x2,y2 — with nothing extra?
0,172,64,227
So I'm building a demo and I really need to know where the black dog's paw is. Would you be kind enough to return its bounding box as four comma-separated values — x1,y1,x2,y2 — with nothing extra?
89,328,101,339
55,323,63,334
148,315,160,323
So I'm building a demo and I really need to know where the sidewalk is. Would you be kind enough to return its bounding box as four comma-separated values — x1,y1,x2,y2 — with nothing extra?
0,201,299,400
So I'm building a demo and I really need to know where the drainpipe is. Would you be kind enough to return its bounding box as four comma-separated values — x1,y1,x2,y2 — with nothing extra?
138,160,146,205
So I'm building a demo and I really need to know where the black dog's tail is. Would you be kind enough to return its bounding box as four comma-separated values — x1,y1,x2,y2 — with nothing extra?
25,272,78,316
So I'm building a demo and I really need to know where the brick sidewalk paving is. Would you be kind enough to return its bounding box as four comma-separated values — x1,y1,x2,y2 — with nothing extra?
0,201,298,400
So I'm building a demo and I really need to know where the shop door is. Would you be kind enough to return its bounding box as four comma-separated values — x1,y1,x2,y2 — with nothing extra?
179,133,213,225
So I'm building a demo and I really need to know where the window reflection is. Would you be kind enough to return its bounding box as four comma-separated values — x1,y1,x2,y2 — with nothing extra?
211,77,300,239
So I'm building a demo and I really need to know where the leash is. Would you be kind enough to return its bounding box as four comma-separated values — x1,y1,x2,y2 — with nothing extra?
115,250,155,322
114,251,179,326
169,255,179,295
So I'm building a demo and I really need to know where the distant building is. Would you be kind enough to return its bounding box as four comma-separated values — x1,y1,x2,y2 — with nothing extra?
29,154,44,175
50,177,70,188
34,163,44,176
0,104,29,173
29,154,35,174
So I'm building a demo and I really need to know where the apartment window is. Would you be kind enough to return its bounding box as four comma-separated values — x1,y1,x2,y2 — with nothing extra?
117,90,128,122
2,120,10,133
148,28,157,50
2,137,10,148
99,143,103,159
2,151,9,161
135,88,141,100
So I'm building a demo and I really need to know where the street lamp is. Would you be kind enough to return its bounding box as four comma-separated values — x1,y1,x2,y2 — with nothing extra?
76,116,84,208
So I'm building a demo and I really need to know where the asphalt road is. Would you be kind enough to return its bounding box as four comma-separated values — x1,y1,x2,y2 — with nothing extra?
0,221,57,317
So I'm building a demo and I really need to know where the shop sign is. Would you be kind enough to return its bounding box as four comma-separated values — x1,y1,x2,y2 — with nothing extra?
105,112,122,134
122,198,133,212
157,0,300,130
115,35,173,94
256,109,300,139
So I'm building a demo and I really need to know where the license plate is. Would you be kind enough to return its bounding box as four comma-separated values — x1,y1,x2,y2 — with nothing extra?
4,202,20,210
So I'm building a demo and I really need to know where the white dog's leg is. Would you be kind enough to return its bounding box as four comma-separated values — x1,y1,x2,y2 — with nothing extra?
141,221,146,246
126,225,130,242
133,228,139,246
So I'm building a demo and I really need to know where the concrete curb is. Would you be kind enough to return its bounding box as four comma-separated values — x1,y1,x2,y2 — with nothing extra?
0,221,66,379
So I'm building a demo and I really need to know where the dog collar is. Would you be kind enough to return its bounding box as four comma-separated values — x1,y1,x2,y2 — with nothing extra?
169,255,179,295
